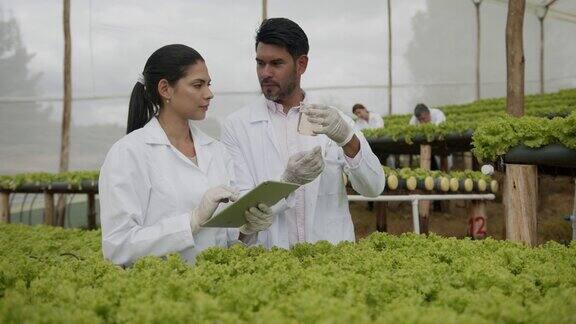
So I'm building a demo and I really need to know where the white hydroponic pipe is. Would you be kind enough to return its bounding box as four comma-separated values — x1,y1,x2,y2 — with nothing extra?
347,194,496,235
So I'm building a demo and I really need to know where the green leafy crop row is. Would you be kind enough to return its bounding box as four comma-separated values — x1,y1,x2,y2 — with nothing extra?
0,171,99,190
1,223,575,323
363,88,576,144
472,110,576,161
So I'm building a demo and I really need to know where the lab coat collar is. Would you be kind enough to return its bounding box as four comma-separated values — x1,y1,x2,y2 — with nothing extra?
190,124,214,174
143,117,215,147
143,117,170,145
188,122,216,146
248,96,283,159
249,96,271,123
249,91,307,123
143,117,215,172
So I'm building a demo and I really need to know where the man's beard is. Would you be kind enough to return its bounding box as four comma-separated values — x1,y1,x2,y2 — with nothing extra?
260,71,297,103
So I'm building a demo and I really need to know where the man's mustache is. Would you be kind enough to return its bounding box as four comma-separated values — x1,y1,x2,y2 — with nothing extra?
260,78,279,86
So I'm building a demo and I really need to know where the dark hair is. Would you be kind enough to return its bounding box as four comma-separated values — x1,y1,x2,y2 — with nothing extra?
255,18,309,60
352,103,367,113
127,44,204,134
414,103,430,118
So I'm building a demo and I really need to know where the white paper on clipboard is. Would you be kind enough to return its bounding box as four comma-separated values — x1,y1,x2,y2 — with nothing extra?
201,181,299,228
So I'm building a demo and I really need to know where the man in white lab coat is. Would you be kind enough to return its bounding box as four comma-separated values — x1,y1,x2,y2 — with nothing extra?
409,103,446,126
352,103,384,131
221,18,385,249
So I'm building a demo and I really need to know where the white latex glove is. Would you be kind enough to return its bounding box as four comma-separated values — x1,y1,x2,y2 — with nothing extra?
190,185,240,233
304,104,354,146
281,146,325,186
239,203,273,235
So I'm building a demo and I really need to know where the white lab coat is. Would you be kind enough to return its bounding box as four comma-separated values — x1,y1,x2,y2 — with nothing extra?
221,96,385,249
99,117,239,266
354,112,384,131
409,108,446,125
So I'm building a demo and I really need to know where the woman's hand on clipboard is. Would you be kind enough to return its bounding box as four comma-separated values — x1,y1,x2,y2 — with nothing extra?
189,185,240,233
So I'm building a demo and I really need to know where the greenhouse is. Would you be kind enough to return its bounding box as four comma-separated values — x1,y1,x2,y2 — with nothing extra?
1,0,575,322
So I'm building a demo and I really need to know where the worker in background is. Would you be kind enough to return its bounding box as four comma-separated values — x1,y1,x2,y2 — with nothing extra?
352,103,384,131
409,103,446,125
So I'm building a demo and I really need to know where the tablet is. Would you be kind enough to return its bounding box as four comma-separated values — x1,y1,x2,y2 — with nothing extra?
202,181,299,228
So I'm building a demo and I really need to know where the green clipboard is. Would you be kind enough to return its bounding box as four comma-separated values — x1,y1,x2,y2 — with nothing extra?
202,181,299,228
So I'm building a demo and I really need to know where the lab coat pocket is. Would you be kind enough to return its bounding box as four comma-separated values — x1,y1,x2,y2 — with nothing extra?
313,193,346,242
146,173,178,222
318,158,344,196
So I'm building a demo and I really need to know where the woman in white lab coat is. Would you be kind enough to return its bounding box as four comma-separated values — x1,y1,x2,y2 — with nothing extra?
99,44,273,266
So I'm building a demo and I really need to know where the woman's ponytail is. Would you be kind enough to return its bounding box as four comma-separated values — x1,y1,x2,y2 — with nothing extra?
126,82,155,134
